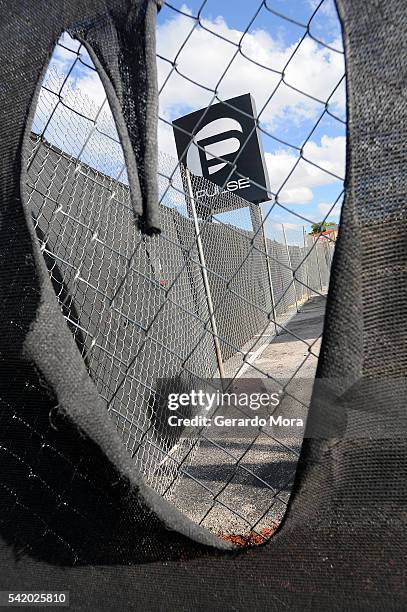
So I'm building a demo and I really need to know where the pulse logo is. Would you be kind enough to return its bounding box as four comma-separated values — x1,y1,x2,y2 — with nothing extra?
186,117,243,178
173,94,270,211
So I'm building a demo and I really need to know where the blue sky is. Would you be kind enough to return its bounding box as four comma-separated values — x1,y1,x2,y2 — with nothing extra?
34,0,345,243
156,0,346,241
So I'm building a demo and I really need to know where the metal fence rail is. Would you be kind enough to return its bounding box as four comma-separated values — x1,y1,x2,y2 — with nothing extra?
25,0,344,542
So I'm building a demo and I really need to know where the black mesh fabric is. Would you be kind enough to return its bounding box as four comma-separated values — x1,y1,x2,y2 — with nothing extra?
0,0,406,610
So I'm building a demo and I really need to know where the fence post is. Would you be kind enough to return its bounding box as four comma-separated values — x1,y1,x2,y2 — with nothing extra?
313,234,324,291
303,226,311,300
185,168,225,380
282,224,299,312
259,206,278,335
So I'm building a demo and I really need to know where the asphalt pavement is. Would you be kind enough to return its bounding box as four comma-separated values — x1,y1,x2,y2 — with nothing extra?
169,295,326,537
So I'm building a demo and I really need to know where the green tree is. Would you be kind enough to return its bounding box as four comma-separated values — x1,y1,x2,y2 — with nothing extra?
311,221,336,234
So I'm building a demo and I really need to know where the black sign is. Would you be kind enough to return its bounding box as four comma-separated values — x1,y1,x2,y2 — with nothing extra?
172,94,270,213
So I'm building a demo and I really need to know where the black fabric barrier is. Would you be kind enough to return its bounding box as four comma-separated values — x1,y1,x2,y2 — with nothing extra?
0,0,406,610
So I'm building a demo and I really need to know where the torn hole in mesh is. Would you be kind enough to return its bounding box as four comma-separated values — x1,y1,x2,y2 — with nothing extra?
23,0,345,549
20,32,232,556
24,33,215,527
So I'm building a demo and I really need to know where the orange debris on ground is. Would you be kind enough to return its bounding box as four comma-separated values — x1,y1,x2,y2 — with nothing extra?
217,526,277,548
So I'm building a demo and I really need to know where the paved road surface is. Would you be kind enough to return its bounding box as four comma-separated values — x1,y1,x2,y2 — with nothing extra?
169,295,326,537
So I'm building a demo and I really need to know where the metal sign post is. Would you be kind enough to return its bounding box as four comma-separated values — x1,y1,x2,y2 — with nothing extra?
185,168,225,380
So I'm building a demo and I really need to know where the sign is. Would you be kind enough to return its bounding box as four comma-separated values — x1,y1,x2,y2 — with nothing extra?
172,94,270,214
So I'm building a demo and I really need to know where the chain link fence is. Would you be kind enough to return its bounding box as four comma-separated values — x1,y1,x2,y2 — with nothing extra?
25,0,344,543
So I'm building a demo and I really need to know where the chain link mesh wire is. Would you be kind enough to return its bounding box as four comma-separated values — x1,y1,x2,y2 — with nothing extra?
24,0,344,542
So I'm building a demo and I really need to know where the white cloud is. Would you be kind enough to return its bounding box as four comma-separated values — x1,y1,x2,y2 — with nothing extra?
318,201,342,218
271,222,302,231
308,0,338,19
158,119,178,159
264,135,345,204
69,72,106,109
303,135,346,178
35,13,346,212
45,35,107,119
157,7,345,132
